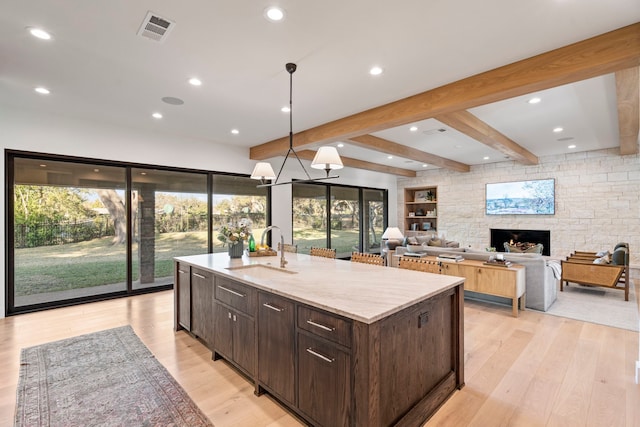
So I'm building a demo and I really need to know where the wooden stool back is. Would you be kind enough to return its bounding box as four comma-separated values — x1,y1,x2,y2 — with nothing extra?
310,247,336,259
350,252,385,266
398,257,441,273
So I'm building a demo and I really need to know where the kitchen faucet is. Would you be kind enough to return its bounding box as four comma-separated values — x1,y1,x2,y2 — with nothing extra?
261,225,288,268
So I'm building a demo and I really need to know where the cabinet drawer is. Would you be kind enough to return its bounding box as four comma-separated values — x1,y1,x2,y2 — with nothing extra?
297,305,352,348
191,266,212,281
215,276,255,315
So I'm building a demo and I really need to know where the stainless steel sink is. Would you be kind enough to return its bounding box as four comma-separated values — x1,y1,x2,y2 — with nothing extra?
225,263,298,274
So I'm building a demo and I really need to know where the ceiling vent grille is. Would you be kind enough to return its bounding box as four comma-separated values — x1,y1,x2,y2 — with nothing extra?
423,128,447,135
137,11,175,42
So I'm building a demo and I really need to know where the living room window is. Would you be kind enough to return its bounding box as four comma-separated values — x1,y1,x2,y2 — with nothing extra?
292,183,387,258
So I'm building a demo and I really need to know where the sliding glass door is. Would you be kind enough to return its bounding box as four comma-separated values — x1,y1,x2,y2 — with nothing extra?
131,168,208,291
12,158,127,307
7,152,271,314
293,183,387,257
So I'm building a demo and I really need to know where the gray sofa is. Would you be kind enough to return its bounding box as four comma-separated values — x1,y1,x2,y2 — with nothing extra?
395,245,559,311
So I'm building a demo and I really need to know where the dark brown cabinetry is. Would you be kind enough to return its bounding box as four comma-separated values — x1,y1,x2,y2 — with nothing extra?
213,277,256,376
174,256,464,427
175,262,191,331
257,292,295,404
190,267,214,348
298,330,351,427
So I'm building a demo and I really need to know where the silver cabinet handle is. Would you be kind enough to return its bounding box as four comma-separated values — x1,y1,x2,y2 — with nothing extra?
263,303,284,312
306,348,335,363
307,319,335,332
193,272,206,279
178,269,186,274
218,285,246,297
228,312,232,319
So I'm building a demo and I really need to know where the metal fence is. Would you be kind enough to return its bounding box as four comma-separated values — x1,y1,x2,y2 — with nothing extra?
14,219,115,248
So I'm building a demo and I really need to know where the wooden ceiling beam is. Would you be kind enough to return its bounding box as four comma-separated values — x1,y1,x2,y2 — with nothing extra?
435,110,539,165
296,150,417,177
346,134,470,172
615,67,639,155
250,23,640,161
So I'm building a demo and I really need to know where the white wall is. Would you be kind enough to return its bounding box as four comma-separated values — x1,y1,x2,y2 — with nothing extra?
0,106,397,317
398,149,640,265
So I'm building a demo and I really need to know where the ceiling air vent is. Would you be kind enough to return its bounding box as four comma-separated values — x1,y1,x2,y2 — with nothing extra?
423,128,447,136
137,11,175,42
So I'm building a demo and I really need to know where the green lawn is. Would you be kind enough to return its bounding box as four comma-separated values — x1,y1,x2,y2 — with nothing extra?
13,228,372,296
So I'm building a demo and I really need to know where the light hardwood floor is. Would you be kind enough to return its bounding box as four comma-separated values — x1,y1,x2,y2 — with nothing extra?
1,285,638,427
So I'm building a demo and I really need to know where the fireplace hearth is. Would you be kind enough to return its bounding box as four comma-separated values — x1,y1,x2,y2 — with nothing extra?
490,228,550,256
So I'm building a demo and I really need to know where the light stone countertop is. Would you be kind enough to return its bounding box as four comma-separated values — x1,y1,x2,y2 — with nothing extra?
175,252,464,324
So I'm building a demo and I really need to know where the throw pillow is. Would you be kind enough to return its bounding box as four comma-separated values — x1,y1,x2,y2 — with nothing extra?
427,238,443,247
407,236,418,245
593,255,610,264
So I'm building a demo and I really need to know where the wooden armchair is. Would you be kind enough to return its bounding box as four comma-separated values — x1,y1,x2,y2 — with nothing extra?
561,246,629,301
310,247,336,259
350,252,385,266
398,257,441,273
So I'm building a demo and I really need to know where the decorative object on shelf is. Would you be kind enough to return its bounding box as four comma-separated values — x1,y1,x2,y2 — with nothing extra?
382,226,404,250
414,190,429,202
250,63,343,187
408,211,415,217
217,218,252,258
411,223,419,231
422,222,431,231
415,208,425,216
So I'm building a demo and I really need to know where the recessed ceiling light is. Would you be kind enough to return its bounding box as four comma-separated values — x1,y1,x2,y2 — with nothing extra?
93,169,99,173
568,144,577,149
28,27,52,40
553,127,564,133
140,172,147,176
337,143,344,148
34,87,50,95
39,164,47,168
387,155,393,159
264,6,285,21
152,112,163,119
281,106,290,113
409,126,418,132
528,97,541,104
422,164,428,168
483,156,490,160
231,129,239,135
188,77,202,86
369,66,383,76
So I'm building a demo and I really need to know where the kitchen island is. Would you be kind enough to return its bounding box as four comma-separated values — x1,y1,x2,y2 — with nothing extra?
174,252,464,427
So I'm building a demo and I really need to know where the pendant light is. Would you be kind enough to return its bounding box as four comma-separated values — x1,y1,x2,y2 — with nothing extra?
251,63,343,187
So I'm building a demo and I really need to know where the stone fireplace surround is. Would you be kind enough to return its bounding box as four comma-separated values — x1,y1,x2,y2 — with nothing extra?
490,228,551,256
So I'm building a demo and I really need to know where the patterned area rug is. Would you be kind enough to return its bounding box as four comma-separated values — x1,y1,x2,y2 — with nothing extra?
546,281,639,331
15,325,213,427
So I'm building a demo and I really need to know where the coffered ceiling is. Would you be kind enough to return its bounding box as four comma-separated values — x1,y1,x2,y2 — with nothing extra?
1,1,639,177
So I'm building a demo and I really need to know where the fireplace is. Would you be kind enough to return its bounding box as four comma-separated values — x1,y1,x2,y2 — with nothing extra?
490,228,550,256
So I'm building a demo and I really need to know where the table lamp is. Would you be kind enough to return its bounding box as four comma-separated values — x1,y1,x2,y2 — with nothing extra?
382,227,404,250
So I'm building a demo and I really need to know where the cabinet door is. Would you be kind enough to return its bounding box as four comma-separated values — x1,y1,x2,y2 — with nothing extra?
442,262,477,291
475,267,515,298
191,268,214,348
258,292,295,403
213,304,233,360
233,311,255,376
298,333,350,427
176,264,191,330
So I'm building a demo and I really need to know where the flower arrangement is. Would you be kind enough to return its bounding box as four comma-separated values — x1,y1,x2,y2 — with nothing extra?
217,218,252,246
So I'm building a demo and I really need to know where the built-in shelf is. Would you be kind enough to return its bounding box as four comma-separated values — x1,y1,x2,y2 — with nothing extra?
404,186,438,234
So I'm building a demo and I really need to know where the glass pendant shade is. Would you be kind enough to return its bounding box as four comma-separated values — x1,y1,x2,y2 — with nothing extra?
250,162,276,180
